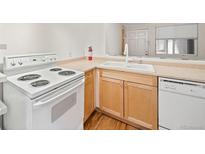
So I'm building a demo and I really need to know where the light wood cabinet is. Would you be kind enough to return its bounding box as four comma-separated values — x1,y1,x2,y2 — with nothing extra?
99,69,158,129
100,77,123,118
84,70,95,122
124,81,157,129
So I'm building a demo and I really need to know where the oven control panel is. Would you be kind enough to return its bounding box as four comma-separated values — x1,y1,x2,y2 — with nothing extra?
4,53,57,70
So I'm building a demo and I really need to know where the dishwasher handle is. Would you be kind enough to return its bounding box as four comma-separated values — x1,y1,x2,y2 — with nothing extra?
160,78,205,98
160,79,204,87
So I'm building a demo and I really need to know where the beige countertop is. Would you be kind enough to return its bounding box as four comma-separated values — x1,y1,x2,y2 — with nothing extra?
58,58,106,72
58,57,205,83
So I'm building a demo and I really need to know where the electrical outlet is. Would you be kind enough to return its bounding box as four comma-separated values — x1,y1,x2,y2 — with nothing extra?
0,44,7,50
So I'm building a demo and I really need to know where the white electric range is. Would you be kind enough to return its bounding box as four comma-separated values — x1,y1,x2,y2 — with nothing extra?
3,53,85,130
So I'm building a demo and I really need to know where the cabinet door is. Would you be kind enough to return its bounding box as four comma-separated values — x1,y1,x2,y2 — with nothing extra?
84,70,95,122
100,77,123,118
124,81,157,129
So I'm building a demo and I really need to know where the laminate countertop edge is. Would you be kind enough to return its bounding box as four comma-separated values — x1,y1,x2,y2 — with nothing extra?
58,59,205,83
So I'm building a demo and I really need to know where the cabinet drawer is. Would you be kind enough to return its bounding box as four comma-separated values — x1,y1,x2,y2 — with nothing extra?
100,69,157,87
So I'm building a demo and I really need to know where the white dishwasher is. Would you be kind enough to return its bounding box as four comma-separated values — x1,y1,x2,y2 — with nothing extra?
159,77,205,130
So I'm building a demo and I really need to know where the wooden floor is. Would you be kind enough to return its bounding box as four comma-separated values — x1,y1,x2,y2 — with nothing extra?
84,110,140,130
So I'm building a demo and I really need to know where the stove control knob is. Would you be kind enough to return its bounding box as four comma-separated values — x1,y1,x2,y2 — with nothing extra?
10,61,16,66
18,61,23,65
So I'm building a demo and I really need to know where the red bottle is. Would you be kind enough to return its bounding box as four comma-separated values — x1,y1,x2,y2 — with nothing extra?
88,46,93,61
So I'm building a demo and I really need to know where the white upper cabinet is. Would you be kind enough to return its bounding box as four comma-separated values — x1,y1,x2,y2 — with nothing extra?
156,24,198,39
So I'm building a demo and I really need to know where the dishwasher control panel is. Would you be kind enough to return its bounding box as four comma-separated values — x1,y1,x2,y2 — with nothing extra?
159,78,205,99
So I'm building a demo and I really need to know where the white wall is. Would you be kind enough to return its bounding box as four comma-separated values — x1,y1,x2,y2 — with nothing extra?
1,23,205,62
42,23,106,58
0,23,106,63
0,24,47,63
198,23,205,59
104,23,122,56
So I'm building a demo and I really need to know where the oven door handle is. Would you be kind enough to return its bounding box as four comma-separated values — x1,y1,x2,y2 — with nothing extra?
33,80,84,108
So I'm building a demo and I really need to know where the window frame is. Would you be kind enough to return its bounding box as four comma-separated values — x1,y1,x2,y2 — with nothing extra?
156,38,198,56
155,24,199,57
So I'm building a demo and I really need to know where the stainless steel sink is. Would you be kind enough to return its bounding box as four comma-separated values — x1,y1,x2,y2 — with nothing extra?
100,61,155,73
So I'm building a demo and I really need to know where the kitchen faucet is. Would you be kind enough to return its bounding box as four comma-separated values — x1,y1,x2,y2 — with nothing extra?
124,43,129,66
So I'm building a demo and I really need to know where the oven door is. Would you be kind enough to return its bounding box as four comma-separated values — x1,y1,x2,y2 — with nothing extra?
32,78,84,130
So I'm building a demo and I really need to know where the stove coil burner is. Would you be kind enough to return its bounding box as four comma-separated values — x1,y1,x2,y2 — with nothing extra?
18,74,41,81
58,71,76,76
31,80,50,87
50,68,62,72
